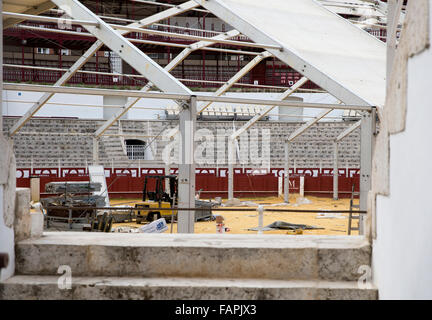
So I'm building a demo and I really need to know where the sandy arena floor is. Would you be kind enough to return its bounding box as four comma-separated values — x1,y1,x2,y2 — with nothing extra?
111,194,359,236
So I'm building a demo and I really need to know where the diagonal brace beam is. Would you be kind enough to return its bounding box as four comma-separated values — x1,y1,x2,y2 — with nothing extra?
288,109,332,142
9,0,198,136
197,51,272,114
95,29,240,138
196,0,377,106
231,77,308,139
336,119,361,142
51,0,192,94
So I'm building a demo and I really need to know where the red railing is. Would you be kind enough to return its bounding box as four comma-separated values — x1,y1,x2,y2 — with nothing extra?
3,66,319,89
16,167,360,199
4,21,384,90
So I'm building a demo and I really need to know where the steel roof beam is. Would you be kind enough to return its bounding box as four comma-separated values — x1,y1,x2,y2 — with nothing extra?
8,0,198,136
2,1,55,29
197,51,272,114
288,109,333,142
336,119,362,142
4,83,374,111
231,77,308,139
110,24,281,50
50,0,191,93
195,0,384,107
95,29,240,138
2,11,99,26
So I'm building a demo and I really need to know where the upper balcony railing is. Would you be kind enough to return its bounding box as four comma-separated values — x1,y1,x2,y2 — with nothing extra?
5,21,252,46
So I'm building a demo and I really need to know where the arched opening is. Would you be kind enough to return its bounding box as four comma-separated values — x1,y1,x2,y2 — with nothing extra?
125,139,146,160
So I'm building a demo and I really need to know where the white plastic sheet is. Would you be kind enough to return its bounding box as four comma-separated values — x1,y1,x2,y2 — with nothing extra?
197,0,386,107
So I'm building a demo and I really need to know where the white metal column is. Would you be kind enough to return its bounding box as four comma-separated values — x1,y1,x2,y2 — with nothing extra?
334,119,362,201
359,109,376,234
177,96,197,233
284,141,290,203
227,138,236,200
333,142,339,200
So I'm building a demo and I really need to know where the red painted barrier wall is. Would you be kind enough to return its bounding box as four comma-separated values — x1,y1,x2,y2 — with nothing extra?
16,167,360,199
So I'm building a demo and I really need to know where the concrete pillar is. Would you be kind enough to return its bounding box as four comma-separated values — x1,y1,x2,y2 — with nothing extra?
284,141,290,203
103,96,128,120
333,142,339,200
177,96,196,233
360,109,376,235
0,3,16,282
228,138,235,200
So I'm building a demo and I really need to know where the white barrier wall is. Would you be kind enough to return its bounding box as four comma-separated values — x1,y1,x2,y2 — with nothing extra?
372,3,432,299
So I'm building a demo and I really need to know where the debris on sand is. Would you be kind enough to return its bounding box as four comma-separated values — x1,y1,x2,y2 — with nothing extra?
222,198,258,207
316,212,346,219
248,221,324,231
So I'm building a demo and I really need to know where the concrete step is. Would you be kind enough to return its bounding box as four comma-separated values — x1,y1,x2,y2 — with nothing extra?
15,233,371,281
0,275,377,300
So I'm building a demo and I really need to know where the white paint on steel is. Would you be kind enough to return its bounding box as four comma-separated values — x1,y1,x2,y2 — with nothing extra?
231,77,308,139
336,120,361,142
288,109,332,142
196,0,386,107
51,0,191,94
3,83,373,111
197,51,272,114
95,29,240,138
9,0,197,136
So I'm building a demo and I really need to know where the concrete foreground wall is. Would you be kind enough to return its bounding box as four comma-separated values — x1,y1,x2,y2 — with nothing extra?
0,2,15,282
2,118,361,169
372,0,432,299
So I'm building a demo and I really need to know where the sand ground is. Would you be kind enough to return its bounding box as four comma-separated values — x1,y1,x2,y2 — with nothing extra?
111,193,359,236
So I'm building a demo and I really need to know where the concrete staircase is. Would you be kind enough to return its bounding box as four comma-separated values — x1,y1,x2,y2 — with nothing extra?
99,124,130,168
0,233,377,300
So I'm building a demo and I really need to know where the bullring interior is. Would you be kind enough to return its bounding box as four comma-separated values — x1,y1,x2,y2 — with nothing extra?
2,0,430,301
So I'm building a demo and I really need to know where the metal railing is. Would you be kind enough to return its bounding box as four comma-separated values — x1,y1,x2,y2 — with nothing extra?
46,205,367,235
126,145,147,160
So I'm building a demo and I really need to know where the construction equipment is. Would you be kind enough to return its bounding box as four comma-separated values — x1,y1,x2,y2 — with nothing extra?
135,175,214,224
41,181,112,232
